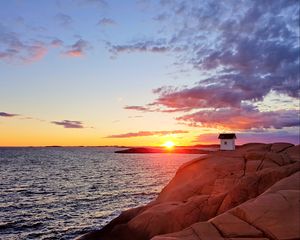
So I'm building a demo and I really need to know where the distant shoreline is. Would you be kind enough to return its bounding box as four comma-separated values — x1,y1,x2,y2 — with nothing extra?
115,147,217,154
0,144,221,148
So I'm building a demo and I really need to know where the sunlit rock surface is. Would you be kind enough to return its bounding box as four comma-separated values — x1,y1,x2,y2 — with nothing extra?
76,143,300,240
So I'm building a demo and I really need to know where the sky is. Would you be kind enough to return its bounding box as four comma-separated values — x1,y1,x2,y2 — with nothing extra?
0,0,299,146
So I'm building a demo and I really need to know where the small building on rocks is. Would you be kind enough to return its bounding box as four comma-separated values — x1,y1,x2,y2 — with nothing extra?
218,133,236,150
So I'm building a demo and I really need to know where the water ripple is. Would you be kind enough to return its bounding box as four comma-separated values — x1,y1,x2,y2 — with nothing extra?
0,147,200,239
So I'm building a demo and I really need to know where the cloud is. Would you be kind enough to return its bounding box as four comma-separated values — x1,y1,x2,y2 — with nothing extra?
124,104,183,113
120,0,299,132
63,39,90,57
0,112,19,117
0,28,48,63
109,39,172,55
124,105,151,111
51,120,84,128
176,107,300,130
51,38,64,47
55,13,73,27
106,130,188,138
97,18,116,26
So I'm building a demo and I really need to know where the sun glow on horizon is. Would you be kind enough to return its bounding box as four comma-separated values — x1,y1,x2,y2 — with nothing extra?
163,141,175,149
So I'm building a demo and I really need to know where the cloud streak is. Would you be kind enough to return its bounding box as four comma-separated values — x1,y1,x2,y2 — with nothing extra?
106,130,188,138
0,112,19,117
51,120,85,128
124,105,152,112
98,18,116,26
109,39,172,55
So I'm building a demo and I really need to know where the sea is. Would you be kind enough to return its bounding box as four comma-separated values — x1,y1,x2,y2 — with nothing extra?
0,147,202,240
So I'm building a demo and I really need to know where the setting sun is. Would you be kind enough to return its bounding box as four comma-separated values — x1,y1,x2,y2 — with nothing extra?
163,141,175,149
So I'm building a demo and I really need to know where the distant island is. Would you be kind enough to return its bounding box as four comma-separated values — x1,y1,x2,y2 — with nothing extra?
115,147,216,154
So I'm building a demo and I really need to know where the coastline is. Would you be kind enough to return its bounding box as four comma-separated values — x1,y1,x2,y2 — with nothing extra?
77,142,300,240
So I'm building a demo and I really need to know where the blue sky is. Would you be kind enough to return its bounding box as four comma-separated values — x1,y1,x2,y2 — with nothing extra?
0,0,299,146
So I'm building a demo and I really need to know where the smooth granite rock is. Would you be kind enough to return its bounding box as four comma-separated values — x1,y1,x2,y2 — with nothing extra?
152,172,300,240
76,143,300,240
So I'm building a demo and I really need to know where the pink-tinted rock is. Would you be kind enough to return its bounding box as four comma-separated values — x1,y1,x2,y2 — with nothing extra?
152,172,300,240
152,222,223,240
231,172,300,240
270,142,294,153
285,145,300,162
211,213,263,237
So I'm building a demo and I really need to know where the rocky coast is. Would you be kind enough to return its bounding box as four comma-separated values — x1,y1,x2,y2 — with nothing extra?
77,143,300,240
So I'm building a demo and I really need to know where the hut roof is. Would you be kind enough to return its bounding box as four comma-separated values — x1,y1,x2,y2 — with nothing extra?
218,133,236,139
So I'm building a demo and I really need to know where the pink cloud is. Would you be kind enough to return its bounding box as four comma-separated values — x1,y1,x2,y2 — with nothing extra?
177,107,300,130
64,39,90,57
26,43,48,62
0,31,48,63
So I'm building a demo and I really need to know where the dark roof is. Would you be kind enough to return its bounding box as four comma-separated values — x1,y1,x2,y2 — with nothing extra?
218,133,236,139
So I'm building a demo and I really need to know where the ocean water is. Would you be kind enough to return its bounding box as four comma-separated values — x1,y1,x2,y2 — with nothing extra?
0,147,201,240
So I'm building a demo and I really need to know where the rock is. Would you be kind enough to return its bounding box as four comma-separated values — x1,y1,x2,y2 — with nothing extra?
270,142,294,153
76,143,300,240
211,212,263,237
152,172,300,240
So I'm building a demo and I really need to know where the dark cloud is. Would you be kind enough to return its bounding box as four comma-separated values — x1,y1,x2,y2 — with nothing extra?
120,0,299,132
97,18,116,26
51,120,84,128
63,39,90,57
106,130,188,138
0,112,19,117
55,13,73,27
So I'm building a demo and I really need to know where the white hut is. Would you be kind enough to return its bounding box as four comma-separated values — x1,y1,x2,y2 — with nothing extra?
218,133,236,150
